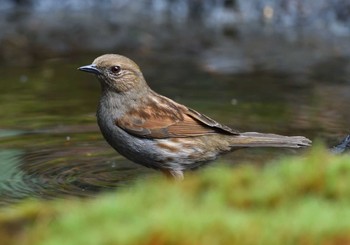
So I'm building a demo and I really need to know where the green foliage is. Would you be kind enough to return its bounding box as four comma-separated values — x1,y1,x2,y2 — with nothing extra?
1,145,350,245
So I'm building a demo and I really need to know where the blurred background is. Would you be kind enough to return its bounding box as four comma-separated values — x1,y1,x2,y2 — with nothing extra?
1,0,350,204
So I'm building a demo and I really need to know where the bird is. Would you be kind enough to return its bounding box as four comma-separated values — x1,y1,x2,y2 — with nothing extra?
78,54,311,180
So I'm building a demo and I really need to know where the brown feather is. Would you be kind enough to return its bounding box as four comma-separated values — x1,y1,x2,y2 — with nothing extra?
116,93,239,139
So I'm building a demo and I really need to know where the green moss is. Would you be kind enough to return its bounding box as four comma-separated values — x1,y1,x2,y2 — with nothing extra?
1,145,350,245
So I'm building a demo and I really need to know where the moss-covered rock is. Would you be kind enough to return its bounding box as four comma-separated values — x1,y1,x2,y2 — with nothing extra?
1,145,350,245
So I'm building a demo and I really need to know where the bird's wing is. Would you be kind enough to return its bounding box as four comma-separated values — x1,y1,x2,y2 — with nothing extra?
116,95,239,139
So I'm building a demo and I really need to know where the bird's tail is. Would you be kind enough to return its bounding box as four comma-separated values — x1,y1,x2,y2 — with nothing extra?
229,132,311,148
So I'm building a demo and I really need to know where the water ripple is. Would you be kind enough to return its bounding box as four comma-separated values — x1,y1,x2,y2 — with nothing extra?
0,145,150,205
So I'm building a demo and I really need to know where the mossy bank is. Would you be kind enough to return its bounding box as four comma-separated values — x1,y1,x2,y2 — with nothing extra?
1,145,350,245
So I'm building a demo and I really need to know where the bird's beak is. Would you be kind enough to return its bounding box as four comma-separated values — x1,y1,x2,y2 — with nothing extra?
78,64,101,75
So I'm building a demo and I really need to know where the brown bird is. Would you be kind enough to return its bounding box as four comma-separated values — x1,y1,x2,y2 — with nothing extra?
78,54,311,180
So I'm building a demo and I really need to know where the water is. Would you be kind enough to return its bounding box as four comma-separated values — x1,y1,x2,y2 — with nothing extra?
0,51,349,204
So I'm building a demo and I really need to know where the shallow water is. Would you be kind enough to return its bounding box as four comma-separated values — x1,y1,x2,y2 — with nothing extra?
0,52,349,204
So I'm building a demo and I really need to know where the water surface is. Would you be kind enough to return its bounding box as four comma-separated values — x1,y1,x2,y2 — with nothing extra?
0,52,349,204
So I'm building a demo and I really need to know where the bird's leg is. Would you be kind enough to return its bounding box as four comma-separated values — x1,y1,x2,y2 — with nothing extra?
161,169,184,181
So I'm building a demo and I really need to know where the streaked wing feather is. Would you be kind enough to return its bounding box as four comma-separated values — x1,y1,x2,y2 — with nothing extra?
186,108,239,135
116,94,239,139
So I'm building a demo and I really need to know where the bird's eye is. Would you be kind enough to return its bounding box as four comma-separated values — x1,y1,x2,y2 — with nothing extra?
110,66,121,73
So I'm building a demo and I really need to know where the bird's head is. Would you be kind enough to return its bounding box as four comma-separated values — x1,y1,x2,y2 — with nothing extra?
79,54,148,93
